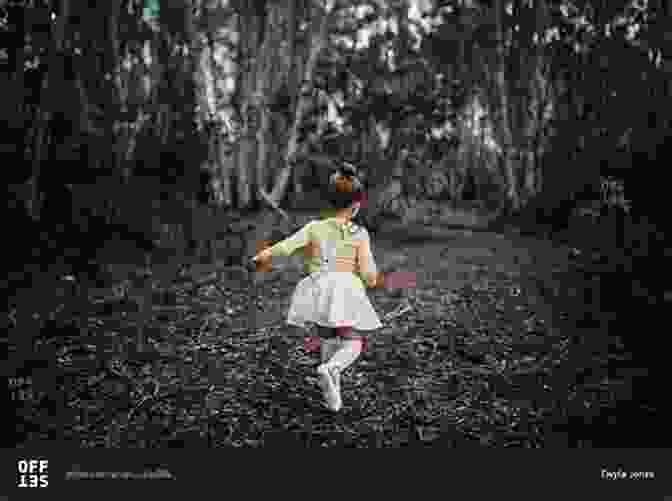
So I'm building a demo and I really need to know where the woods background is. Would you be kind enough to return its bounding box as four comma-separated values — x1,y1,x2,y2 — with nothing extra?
5,0,671,270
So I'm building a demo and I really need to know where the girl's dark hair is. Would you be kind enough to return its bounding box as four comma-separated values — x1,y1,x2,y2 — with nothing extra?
326,163,365,210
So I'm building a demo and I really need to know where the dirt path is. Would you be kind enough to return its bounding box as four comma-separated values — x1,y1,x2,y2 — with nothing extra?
16,221,641,447
372,224,570,316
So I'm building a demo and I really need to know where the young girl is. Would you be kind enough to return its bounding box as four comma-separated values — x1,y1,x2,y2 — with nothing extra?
252,164,412,411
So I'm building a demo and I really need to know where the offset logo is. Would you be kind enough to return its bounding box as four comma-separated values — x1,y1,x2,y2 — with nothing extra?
18,459,49,488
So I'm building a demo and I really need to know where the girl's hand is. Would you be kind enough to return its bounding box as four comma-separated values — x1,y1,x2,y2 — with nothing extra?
380,271,417,290
253,248,273,261
251,248,273,272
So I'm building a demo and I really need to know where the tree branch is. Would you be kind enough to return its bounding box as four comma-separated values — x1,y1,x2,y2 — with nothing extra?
265,0,335,205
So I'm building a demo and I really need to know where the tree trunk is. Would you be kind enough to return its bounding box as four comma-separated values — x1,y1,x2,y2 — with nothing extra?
492,0,520,211
5,4,25,186
215,136,234,206
521,0,551,204
234,0,335,260
195,0,238,207
286,0,304,198
28,0,72,221
254,3,285,208
235,8,259,209
262,0,335,207
107,0,134,180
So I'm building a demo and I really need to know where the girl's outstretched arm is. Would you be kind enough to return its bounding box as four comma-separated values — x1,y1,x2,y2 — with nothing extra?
356,229,381,288
355,230,417,290
252,221,316,269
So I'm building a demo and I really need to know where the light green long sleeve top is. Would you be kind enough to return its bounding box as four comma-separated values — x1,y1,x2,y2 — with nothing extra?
266,211,378,289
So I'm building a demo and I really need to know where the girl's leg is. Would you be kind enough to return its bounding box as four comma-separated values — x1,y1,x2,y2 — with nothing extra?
320,330,363,410
315,326,340,363
315,326,342,411
321,339,342,395
315,327,364,411
325,329,363,373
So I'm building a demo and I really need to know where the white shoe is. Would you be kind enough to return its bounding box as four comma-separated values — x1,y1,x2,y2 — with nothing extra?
319,340,342,405
330,365,341,395
317,364,341,411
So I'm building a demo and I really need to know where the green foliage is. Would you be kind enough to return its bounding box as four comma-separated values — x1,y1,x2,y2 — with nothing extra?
143,0,160,21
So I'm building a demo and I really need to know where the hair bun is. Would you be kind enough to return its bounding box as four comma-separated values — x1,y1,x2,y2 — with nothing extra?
327,162,364,209
330,162,362,193
332,172,355,193
340,162,357,178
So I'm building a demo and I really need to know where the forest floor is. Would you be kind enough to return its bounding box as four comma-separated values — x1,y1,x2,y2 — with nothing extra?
11,212,658,447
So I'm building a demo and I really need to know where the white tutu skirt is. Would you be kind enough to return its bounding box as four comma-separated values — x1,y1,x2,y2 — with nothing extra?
286,271,383,331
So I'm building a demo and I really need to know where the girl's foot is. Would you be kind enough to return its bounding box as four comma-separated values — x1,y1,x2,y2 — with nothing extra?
317,364,341,411
330,365,341,395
